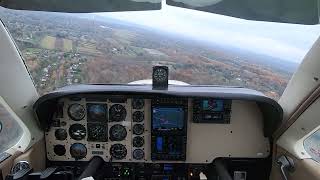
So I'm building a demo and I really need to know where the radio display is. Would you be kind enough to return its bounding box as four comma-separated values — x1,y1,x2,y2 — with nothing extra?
152,107,184,130
193,99,231,124
202,99,224,112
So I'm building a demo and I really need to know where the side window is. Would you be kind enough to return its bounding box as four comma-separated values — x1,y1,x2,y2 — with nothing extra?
0,99,23,153
303,128,320,162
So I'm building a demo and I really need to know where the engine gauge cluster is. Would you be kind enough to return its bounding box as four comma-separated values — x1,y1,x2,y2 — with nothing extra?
131,99,146,161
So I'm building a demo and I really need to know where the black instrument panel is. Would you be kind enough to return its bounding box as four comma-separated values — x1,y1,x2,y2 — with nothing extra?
151,98,188,161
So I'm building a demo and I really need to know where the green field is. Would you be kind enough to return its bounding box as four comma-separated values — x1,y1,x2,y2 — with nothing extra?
40,35,73,52
40,36,55,50
63,39,73,51
77,42,102,56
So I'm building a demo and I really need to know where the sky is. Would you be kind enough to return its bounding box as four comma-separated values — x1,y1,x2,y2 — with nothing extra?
98,3,320,63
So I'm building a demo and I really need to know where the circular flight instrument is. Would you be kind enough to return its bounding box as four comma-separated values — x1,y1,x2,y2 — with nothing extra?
132,99,144,109
109,104,126,122
132,124,144,135
55,129,67,140
69,124,86,140
70,143,87,160
132,111,144,122
54,144,66,156
133,136,144,147
87,124,107,142
110,144,127,160
109,124,127,141
68,104,85,121
87,104,107,122
153,67,168,82
132,149,144,160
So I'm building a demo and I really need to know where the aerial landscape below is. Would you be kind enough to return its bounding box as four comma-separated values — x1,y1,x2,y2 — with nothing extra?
0,8,299,100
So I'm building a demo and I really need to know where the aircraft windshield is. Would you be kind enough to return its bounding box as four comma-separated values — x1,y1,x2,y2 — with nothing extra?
0,5,319,100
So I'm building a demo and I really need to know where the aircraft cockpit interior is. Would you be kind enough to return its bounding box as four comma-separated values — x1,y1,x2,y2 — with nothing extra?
1,1,320,180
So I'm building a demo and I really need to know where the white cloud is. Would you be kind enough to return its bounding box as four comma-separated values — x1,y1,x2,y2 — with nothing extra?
99,3,320,63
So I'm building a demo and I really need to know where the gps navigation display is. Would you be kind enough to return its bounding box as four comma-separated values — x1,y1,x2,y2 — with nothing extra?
152,107,184,130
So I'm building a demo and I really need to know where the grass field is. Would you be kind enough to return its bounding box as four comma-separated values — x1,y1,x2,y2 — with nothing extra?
40,35,73,52
41,36,55,50
77,42,102,56
63,39,73,51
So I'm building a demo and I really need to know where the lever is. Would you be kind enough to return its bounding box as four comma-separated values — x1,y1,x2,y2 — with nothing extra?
78,156,103,180
277,155,295,180
214,159,232,180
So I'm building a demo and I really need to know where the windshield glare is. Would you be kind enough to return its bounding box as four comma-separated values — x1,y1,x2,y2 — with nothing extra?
0,5,319,100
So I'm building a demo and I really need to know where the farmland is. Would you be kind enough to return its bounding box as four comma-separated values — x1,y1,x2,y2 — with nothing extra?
0,8,298,99
41,35,73,52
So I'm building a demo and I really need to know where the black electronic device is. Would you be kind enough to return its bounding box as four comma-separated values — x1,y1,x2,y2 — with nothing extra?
152,66,169,90
193,99,232,124
151,98,187,161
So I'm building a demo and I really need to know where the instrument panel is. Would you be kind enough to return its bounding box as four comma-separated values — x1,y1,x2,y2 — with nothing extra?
47,97,149,162
45,95,271,163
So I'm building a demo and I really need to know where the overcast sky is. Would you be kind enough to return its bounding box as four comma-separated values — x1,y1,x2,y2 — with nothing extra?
99,3,320,63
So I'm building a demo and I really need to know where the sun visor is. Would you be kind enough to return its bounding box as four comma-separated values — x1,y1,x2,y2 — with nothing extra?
166,0,319,25
0,0,161,13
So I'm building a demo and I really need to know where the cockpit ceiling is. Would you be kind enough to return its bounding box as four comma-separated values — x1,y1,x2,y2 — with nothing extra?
0,0,162,13
0,0,318,24
166,0,319,25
